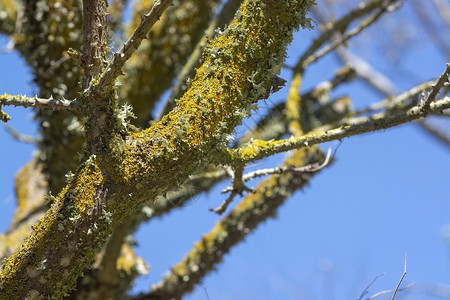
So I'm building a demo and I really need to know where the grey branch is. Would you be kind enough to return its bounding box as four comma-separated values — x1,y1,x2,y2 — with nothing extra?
0,94,78,111
297,0,396,72
391,254,408,300
357,273,385,300
304,0,402,69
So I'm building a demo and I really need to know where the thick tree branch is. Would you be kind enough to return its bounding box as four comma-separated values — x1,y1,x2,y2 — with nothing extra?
159,0,244,119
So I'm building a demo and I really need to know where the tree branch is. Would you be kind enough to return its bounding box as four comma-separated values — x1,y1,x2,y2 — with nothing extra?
227,96,450,164
82,0,109,88
390,254,408,300
138,147,325,300
0,94,78,111
159,0,244,120
303,0,402,69
295,0,397,73
418,63,450,116
94,0,173,93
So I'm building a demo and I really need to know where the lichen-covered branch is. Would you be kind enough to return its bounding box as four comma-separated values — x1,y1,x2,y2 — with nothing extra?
0,94,78,111
237,66,355,146
228,96,450,163
0,1,315,298
138,147,325,300
120,0,221,126
159,0,243,119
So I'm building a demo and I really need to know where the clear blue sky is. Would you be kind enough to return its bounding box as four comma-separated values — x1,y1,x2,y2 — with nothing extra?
1,2,449,299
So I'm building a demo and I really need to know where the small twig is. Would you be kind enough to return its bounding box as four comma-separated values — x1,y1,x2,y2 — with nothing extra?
297,0,398,73
1,107,11,122
231,147,332,185
0,94,78,111
4,124,38,143
357,273,385,300
418,63,450,116
245,148,330,182
391,254,408,300
367,282,415,299
211,164,254,214
94,0,172,93
304,0,402,69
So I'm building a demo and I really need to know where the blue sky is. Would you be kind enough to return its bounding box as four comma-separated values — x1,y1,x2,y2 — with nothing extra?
1,2,449,299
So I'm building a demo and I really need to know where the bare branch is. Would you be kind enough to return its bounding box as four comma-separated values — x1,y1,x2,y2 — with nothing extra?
296,0,398,72
0,94,78,111
350,80,435,117
303,0,403,69
367,283,415,299
390,254,408,300
357,273,385,300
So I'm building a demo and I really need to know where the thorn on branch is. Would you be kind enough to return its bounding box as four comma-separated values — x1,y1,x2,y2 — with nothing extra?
0,94,79,111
